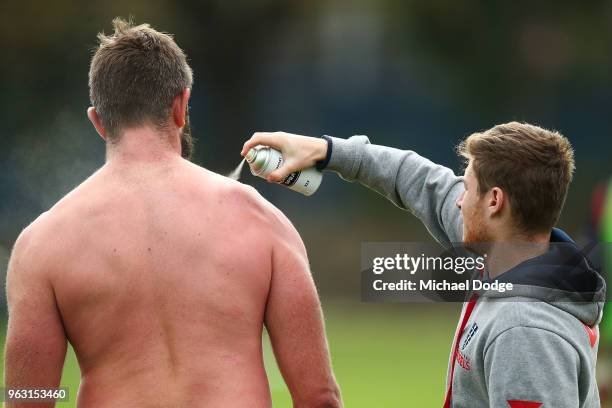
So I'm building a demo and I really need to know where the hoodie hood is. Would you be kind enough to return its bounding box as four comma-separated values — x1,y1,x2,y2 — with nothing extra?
480,228,606,326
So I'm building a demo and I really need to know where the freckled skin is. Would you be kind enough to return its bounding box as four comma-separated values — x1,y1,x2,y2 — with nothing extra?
5,157,339,408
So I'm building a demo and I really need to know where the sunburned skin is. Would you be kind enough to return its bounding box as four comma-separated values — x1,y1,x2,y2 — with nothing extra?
4,145,340,408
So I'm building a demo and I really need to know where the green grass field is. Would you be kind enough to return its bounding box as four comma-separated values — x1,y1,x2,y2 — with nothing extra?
1,301,459,407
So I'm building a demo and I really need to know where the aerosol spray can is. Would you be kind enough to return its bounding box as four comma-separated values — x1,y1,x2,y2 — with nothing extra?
245,146,322,196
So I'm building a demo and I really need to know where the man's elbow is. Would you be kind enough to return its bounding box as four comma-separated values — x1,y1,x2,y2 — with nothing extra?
313,392,342,408
296,386,342,408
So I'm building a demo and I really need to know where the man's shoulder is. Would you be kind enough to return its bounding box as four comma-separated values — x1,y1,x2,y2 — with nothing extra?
186,162,294,231
9,210,61,280
10,169,104,269
42,167,106,222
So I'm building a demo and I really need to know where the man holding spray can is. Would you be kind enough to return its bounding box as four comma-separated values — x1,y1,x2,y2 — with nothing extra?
241,125,605,407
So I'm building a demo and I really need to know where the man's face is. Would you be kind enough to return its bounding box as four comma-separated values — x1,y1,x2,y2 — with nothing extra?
456,162,491,244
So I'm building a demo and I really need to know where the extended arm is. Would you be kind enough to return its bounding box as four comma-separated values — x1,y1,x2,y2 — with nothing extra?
242,132,464,247
325,135,463,246
4,227,67,408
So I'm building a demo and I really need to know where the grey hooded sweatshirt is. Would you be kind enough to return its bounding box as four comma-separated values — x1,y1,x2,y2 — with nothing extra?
322,135,606,408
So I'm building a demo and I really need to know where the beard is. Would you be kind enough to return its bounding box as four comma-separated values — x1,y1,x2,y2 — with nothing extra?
463,206,493,255
180,110,195,160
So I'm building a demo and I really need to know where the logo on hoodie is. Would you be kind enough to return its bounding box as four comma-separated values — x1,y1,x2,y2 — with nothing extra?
460,322,478,350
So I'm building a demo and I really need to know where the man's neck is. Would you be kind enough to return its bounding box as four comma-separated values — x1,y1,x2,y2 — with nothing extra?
485,230,550,279
105,126,182,165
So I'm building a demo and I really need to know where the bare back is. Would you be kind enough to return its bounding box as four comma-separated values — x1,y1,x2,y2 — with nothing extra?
6,155,340,407
4,155,342,408
48,159,275,406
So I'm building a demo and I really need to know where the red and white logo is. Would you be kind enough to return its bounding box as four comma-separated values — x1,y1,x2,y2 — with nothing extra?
456,350,471,371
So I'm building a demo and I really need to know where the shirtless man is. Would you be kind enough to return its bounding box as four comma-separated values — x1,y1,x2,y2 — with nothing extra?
4,18,341,408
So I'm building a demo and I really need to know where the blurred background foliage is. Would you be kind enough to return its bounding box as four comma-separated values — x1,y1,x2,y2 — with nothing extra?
1,0,611,406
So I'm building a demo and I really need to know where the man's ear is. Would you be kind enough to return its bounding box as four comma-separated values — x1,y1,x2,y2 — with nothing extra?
87,107,107,141
172,88,191,128
488,187,505,216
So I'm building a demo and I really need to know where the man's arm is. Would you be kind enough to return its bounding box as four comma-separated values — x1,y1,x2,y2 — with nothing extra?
4,226,67,408
484,327,580,407
241,132,464,247
263,212,341,408
325,135,463,247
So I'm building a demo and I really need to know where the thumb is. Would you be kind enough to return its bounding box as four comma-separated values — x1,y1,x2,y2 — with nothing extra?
267,169,290,183
266,160,300,183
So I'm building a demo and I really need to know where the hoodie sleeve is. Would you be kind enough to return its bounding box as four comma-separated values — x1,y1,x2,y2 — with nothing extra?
484,326,580,407
324,135,464,247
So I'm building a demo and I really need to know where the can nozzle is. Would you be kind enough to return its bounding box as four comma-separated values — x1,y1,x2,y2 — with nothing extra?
245,148,258,164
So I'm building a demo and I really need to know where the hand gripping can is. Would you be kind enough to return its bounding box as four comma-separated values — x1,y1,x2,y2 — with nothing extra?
245,146,322,196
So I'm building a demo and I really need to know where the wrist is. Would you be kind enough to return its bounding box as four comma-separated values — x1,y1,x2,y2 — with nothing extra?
312,138,328,161
315,135,332,171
